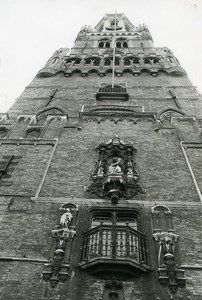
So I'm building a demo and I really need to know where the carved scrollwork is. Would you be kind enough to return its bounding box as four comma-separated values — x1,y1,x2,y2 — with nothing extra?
86,136,145,204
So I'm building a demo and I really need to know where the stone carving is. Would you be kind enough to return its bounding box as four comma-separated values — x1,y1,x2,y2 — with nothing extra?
86,136,145,204
42,203,78,287
136,24,152,41
104,278,124,300
152,206,186,293
76,25,92,41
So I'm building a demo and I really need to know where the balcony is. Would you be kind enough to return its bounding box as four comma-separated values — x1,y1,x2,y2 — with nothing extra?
96,86,129,101
79,224,151,277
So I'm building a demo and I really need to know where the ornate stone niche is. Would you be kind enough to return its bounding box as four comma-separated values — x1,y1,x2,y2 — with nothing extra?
86,136,145,203
151,206,186,293
42,203,79,288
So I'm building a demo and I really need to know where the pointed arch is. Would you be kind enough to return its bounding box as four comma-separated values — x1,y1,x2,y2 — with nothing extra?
37,107,66,122
157,107,186,120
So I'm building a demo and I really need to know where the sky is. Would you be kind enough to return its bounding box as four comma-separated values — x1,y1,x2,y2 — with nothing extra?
0,0,202,113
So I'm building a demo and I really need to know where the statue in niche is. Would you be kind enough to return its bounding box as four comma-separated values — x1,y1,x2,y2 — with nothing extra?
108,157,122,174
60,209,73,228
86,137,145,203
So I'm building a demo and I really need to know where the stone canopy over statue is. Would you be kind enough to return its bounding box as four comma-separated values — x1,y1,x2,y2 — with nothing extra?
86,137,145,203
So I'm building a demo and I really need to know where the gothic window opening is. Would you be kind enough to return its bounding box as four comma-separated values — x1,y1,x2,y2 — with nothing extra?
116,40,128,48
153,58,160,65
106,42,110,48
124,59,131,66
85,59,91,65
93,59,100,66
104,59,111,66
144,58,151,65
74,59,81,66
98,40,111,48
133,58,140,65
99,41,104,48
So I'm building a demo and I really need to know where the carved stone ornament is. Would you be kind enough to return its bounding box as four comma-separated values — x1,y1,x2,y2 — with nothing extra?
42,203,78,287
153,231,186,293
86,136,145,204
104,278,124,300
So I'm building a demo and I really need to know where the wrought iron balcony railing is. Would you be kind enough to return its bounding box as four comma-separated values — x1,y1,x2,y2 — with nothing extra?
79,225,150,276
96,86,129,101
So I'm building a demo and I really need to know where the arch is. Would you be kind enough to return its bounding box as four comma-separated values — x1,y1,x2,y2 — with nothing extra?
0,126,8,138
37,106,66,121
151,205,171,214
92,58,101,66
122,69,133,75
88,69,99,75
157,107,186,120
85,59,91,65
99,41,104,48
153,58,160,64
105,69,113,74
123,42,128,48
73,59,81,65
71,69,81,75
140,68,151,75
133,58,140,64
144,58,151,64
124,59,131,66
104,59,111,66
25,127,41,139
60,202,78,211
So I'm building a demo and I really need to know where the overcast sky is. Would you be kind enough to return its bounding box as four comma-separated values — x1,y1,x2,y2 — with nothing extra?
0,0,202,113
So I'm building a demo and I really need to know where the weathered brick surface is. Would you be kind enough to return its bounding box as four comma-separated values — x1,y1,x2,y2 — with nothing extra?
1,14,202,300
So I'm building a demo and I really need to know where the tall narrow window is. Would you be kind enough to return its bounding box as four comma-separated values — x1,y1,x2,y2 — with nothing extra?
106,42,110,48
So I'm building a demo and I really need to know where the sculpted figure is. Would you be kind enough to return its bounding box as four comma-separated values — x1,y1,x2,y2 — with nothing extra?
60,209,73,228
109,158,122,174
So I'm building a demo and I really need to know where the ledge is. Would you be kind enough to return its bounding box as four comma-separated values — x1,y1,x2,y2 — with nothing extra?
79,257,152,277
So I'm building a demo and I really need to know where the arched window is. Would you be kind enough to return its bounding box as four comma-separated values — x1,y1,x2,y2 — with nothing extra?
106,42,110,48
124,59,131,66
85,59,91,65
144,58,151,65
116,42,121,48
115,59,119,66
104,59,111,66
153,59,160,64
74,59,80,65
133,58,139,65
99,41,104,48
93,59,100,66
123,42,128,48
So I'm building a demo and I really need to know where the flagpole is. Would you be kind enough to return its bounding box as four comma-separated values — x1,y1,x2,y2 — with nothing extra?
112,11,117,88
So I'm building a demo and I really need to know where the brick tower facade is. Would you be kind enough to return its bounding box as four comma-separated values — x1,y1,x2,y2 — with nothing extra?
0,13,202,300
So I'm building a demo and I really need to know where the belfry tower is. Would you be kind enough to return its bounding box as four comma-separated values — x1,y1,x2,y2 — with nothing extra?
0,13,202,300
